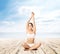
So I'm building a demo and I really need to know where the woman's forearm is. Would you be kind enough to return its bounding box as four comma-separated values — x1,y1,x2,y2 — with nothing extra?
27,12,35,23
32,16,35,25
27,17,31,23
27,15,33,23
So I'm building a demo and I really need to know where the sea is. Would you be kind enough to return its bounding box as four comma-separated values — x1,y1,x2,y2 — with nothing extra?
0,32,60,40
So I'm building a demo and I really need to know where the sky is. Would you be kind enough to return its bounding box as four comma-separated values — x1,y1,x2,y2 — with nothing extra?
0,0,60,33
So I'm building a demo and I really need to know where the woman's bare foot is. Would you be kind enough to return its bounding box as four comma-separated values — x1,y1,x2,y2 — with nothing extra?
24,48,29,51
29,48,37,50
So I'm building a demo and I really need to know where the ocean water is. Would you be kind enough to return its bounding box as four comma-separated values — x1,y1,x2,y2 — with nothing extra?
0,32,60,39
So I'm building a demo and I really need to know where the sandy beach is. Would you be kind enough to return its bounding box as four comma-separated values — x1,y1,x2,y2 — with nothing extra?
0,38,60,54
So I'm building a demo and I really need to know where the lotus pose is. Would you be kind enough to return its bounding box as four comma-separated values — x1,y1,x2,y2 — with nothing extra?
22,12,41,50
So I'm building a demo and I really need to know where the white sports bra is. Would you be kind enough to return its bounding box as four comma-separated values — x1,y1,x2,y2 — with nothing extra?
27,33,35,38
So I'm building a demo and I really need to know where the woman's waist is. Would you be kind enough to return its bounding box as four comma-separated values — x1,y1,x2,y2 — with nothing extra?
26,38,35,43
26,41,34,44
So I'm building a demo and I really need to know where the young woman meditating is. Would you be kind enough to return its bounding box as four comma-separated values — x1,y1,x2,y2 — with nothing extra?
22,12,41,50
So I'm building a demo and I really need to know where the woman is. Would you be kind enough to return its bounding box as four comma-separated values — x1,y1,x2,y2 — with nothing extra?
22,12,41,50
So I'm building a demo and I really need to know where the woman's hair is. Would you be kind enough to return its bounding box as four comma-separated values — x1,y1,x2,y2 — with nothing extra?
28,23,33,27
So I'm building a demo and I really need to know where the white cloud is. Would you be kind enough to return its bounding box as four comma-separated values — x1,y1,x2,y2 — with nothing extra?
45,0,60,8
18,6,60,20
36,10,60,23
36,21,60,33
0,21,25,32
35,10,60,33
0,21,15,25
42,10,60,20
18,6,60,33
18,6,44,18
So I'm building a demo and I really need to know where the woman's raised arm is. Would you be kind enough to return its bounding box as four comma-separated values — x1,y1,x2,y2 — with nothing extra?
32,12,36,34
26,13,33,32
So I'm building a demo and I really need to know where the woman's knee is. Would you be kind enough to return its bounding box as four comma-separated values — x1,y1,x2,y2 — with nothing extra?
35,42,41,47
22,42,27,46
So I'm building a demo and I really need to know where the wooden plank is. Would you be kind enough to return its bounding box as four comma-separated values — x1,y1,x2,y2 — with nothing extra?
47,43,60,54
41,43,57,54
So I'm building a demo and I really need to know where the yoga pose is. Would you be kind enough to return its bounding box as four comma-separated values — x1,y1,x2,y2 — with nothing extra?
22,12,41,50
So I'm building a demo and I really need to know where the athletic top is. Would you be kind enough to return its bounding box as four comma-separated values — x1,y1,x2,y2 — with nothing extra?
27,33,35,38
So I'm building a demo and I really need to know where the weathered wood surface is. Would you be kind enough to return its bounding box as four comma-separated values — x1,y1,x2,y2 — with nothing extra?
0,38,60,54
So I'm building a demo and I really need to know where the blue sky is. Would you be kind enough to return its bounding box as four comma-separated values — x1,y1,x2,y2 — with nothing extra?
0,0,60,33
